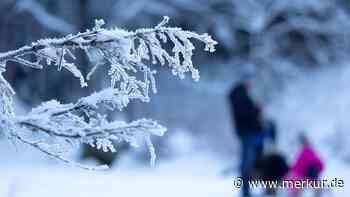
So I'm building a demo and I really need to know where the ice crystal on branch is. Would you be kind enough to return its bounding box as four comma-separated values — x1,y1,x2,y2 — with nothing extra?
0,17,217,169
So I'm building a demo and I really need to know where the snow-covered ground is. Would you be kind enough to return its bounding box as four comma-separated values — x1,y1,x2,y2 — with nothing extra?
0,138,234,197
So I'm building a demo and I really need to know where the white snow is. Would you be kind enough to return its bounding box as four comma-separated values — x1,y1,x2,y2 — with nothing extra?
0,136,234,197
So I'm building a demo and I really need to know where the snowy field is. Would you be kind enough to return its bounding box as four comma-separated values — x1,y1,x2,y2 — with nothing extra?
0,135,349,197
0,139,234,197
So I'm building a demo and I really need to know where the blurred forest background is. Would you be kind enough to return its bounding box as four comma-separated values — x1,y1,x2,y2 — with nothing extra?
2,0,350,167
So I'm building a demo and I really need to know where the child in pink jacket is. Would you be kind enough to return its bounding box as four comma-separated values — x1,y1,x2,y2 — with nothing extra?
285,134,325,197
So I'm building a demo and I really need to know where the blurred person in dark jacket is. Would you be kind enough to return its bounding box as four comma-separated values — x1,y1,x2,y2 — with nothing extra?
229,76,264,197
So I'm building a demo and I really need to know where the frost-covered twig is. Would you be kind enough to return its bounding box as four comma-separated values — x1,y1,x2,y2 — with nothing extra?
0,17,217,169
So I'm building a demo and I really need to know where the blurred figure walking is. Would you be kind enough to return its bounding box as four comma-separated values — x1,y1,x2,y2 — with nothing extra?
285,134,325,197
229,77,264,197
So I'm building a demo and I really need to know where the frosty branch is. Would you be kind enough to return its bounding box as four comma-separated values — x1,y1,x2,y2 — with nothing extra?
0,17,217,169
